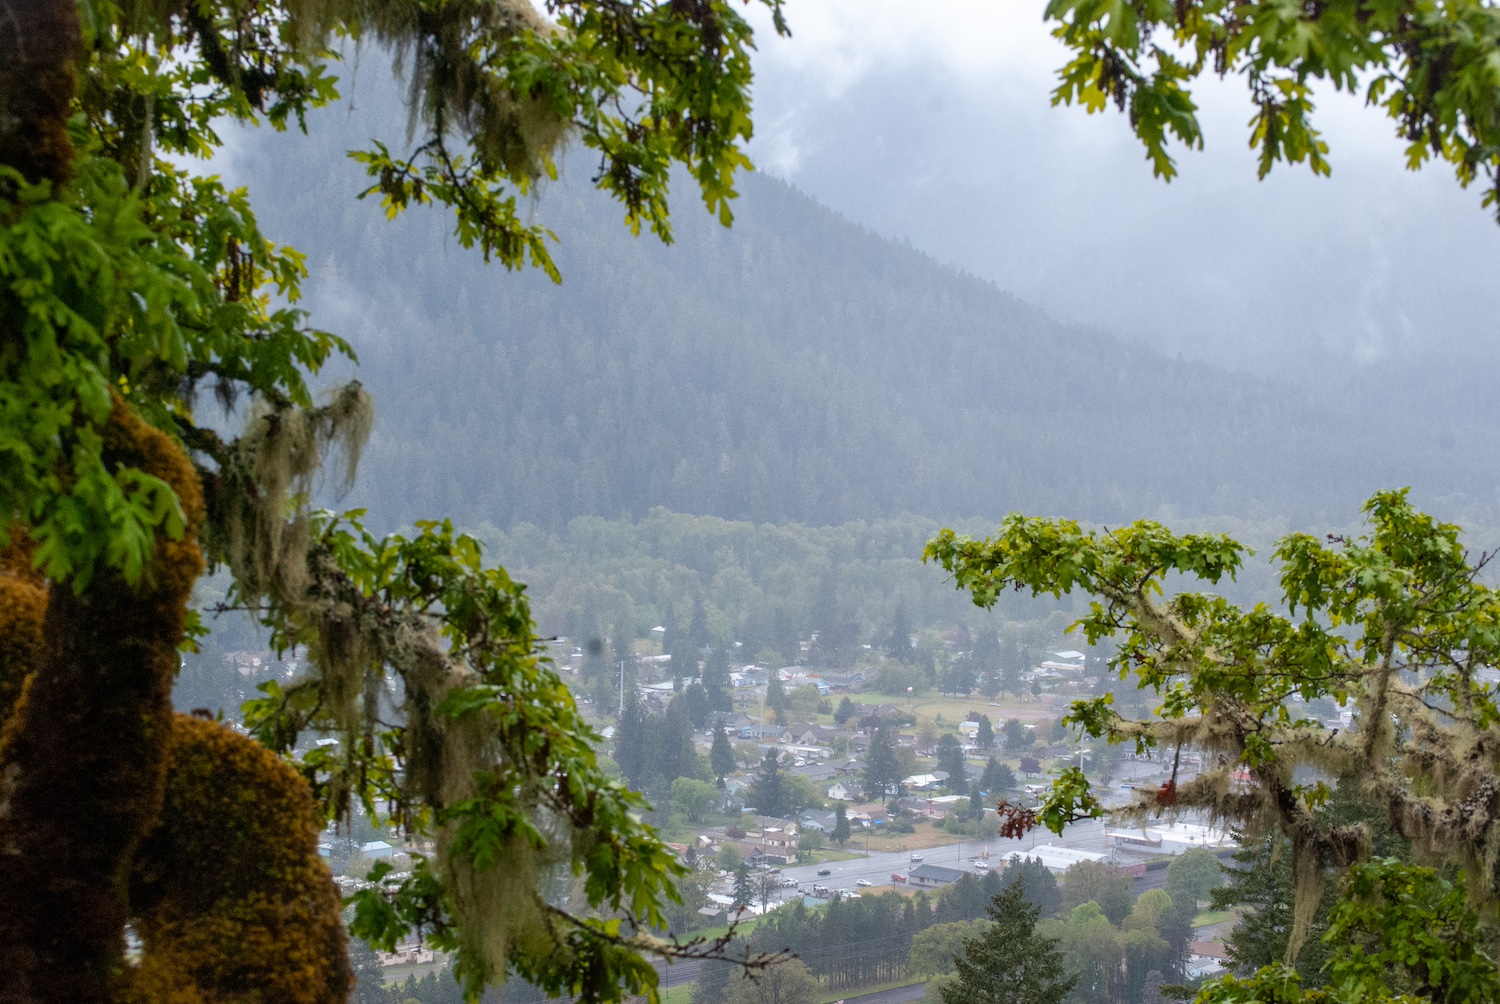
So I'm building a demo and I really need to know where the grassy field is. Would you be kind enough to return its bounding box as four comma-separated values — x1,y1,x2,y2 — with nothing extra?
1193,909,1235,928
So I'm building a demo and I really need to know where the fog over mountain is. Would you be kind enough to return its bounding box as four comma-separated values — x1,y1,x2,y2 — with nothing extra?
743,0,1500,395
216,39,1500,535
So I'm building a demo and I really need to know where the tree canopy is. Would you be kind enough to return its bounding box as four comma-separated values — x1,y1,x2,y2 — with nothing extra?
1047,0,1500,219
927,489,1500,1002
0,0,785,1001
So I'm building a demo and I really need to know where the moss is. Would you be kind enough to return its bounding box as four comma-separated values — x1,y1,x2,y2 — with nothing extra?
0,397,204,1003
122,714,352,1004
0,529,45,727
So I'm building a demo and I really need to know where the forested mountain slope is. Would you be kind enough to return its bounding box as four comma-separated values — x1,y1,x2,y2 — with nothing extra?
226,84,1489,532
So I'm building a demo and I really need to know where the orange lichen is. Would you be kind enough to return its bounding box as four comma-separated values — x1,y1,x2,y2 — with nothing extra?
122,713,351,1004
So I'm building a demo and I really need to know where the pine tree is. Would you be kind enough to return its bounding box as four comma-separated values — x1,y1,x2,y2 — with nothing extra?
348,938,392,1004
747,748,792,818
833,803,851,846
683,681,711,729
615,690,647,787
979,758,1015,795
733,864,755,909
703,646,733,713
975,716,995,750
937,733,968,786
711,721,736,784
833,696,856,725
765,673,789,724
864,723,901,805
886,600,914,663
942,881,1075,1004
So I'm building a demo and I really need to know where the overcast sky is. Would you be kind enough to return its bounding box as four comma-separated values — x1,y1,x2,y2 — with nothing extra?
735,0,1500,380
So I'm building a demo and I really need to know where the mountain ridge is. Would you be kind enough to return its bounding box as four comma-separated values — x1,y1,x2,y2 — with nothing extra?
223,84,1493,533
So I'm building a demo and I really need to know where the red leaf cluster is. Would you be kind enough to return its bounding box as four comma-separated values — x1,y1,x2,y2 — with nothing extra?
995,800,1038,840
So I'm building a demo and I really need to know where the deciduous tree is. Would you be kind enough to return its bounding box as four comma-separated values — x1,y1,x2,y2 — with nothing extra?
1046,0,1500,219
928,489,1500,999
0,0,787,999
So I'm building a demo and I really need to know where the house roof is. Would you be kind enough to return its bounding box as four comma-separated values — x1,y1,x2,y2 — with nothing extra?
1188,942,1231,960
909,863,968,883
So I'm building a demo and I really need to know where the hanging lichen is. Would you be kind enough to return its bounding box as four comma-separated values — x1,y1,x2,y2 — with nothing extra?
925,490,1500,964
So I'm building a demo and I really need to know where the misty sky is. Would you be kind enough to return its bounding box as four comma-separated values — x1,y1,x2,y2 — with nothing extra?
736,0,1500,380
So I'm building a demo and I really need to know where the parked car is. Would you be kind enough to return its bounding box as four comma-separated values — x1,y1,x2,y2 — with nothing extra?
973,860,990,871
891,873,908,883
856,879,873,887
909,854,924,862
817,868,831,876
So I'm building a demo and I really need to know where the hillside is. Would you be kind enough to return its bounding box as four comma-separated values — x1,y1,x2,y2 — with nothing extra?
222,82,1493,533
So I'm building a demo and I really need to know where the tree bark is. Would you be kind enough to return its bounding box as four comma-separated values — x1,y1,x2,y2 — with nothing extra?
0,0,80,186
0,401,204,1004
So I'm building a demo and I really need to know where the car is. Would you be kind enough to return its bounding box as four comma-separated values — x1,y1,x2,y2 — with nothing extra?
856,879,872,887
909,854,924,863
817,869,831,876
891,873,908,883
973,860,990,871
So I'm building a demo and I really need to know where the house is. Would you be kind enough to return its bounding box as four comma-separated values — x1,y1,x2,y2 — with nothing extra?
784,723,836,745
754,816,799,849
361,840,395,859
902,772,949,791
740,724,784,740
710,711,754,730
825,759,861,775
800,811,838,833
827,781,854,802
793,763,837,783
818,671,866,692
909,863,968,888
1187,941,1230,979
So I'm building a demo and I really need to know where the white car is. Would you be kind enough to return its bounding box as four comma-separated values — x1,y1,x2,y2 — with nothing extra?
856,879,873,887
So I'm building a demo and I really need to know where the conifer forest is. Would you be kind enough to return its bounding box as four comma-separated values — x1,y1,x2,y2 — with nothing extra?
3,3,1500,1004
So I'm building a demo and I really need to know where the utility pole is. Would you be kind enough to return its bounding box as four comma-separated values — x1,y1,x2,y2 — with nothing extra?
619,658,626,718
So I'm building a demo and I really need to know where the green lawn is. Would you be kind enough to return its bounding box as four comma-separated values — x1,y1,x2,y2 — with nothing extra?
1193,909,1235,928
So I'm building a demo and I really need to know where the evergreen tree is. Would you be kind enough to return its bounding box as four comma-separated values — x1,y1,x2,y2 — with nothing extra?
765,673,789,724
703,646,734,713
1002,719,1030,751
972,627,1001,682
886,600,915,663
833,803,851,846
615,690,647,787
1002,857,1062,918
648,697,701,789
833,696,857,725
733,864,755,908
936,733,968,787
942,881,1075,1004
864,723,902,805
682,681,711,729
348,938,392,1004
975,716,995,750
690,598,711,651
747,748,792,818
711,722,736,784
978,758,1015,795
